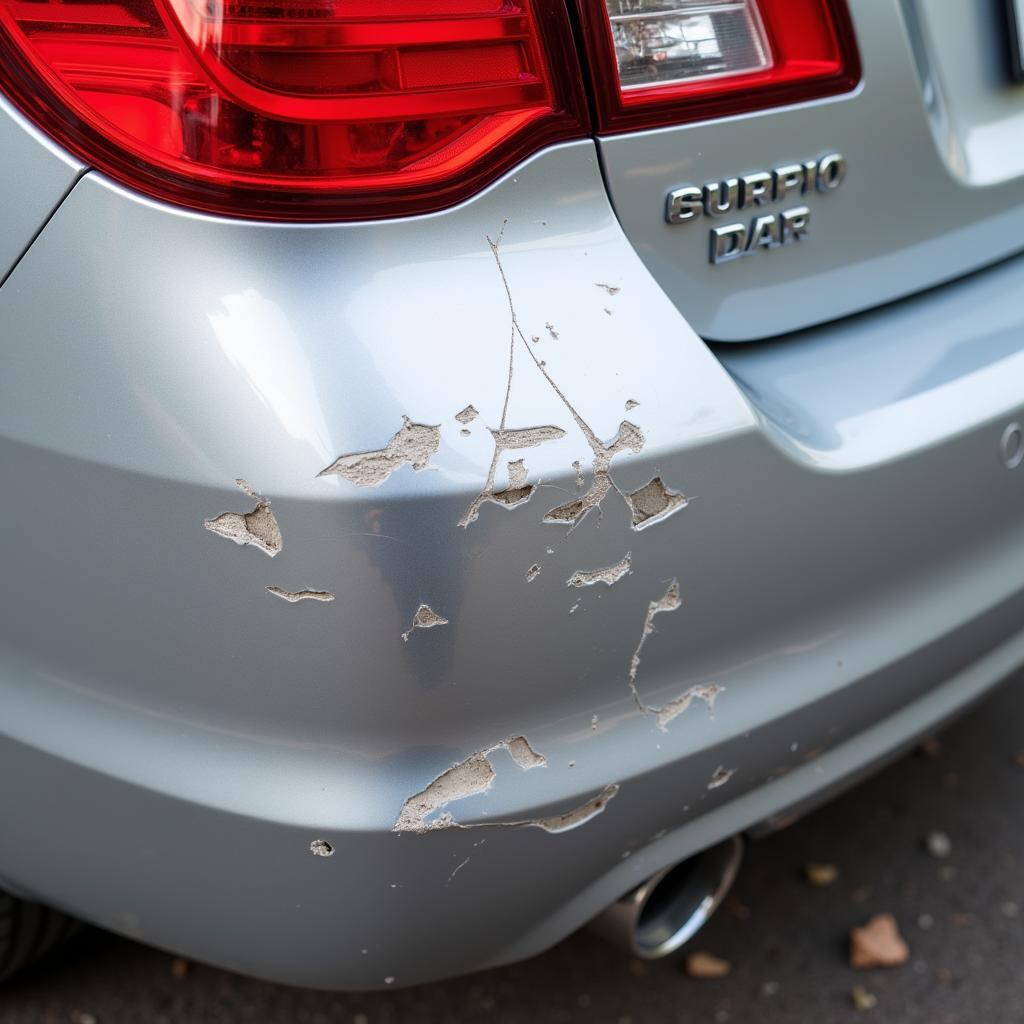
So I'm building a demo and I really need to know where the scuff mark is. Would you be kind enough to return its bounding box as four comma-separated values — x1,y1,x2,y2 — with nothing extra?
266,586,335,604
526,563,541,582
545,321,559,339
401,603,449,642
625,399,640,411
455,405,479,425
654,683,723,732
626,476,689,531
203,479,282,558
627,581,682,714
393,735,546,833
318,417,441,487
708,765,735,790
529,784,619,833
595,283,621,296
567,552,631,589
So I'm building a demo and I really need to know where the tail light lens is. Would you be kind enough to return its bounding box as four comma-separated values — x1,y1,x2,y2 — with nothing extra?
0,0,588,219
581,0,860,133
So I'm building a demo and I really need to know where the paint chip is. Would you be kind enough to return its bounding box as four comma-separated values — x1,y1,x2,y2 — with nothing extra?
530,784,619,833
627,581,682,711
707,765,735,789
401,603,449,642
490,425,566,451
526,564,541,582
545,321,559,339
625,399,639,411
203,479,282,558
266,586,335,604
653,682,722,732
595,283,621,296
506,735,547,770
566,552,632,588
318,417,441,487
309,839,334,857
455,405,479,425
626,476,689,531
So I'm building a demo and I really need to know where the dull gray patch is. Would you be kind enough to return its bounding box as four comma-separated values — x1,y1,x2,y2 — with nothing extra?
393,735,547,833
628,581,682,714
526,563,541,582
266,586,335,604
318,417,441,487
531,784,619,833
654,683,723,732
708,766,735,790
627,476,689,531
203,479,282,558
595,283,621,296
401,603,449,642
309,839,334,857
455,405,479,425
567,552,631,589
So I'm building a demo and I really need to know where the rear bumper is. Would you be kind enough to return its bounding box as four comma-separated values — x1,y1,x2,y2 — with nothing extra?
0,129,1022,989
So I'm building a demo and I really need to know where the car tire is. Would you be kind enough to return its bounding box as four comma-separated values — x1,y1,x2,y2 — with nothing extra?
0,890,81,983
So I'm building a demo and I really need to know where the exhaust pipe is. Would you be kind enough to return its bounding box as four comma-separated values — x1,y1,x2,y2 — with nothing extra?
590,836,743,959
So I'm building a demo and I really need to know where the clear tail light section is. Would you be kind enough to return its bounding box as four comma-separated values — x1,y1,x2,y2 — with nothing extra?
581,0,860,133
0,0,588,219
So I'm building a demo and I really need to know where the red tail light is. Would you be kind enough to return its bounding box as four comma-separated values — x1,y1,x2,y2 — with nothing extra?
579,0,861,133
0,0,588,219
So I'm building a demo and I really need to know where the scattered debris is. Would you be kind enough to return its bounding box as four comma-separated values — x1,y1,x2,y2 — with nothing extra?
849,914,910,969
455,404,479,425
170,957,190,980
707,766,735,789
851,985,877,1012
626,476,689,531
595,283,621,295
654,683,722,732
266,586,334,604
625,399,640,411
203,479,282,557
401,603,449,642
685,952,731,979
918,736,942,758
318,417,441,487
567,552,632,588
627,580,682,712
310,839,334,857
526,563,542,582
545,321,559,339
804,862,838,887
924,830,952,859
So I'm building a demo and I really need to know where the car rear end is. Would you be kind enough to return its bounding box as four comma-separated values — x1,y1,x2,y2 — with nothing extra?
0,0,1022,990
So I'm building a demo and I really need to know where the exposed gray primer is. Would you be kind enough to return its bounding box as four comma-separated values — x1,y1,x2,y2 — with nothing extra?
595,283,621,296
401,603,449,642
309,839,334,857
654,683,723,732
567,552,632,589
318,417,441,487
455,405,479,425
708,766,736,790
266,586,335,604
393,735,545,833
526,563,542,582
626,476,689,531
203,479,282,558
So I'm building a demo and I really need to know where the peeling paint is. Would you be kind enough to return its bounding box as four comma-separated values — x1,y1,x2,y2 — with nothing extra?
572,460,584,489
491,425,566,450
401,603,449,642
203,480,282,558
595,283,621,296
506,735,547,769
455,405,479,425
708,765,735,790
526,563,542,582
626,476,689,531
530,784,619,833
628,581,682,713
567,552,632,588
318,417,441,487
625,399,640,411
266,586,335,604
654,683,723,732
460,428,471,437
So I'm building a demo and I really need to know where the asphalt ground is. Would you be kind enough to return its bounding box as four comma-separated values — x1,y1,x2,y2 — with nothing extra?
2,670,1022,1024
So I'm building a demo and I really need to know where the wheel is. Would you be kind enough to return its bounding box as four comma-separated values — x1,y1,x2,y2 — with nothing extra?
0,889,81,983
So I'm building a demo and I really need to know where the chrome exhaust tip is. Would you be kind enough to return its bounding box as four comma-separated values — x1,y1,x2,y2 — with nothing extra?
590,836,743,959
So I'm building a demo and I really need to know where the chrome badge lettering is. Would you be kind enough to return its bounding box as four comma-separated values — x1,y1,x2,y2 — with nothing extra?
666,153,845,264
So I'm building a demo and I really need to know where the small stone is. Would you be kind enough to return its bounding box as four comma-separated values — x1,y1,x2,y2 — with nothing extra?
310,839,334,858
170,957,189,980
851,985,877,1012
924,830,952,859
685,952,731,979
849,914,910,969
804,862,838,887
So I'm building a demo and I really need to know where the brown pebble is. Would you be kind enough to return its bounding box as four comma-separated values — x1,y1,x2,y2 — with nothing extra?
851,985,878,1012
849,913,910,969
685,952,732,979
804,862,838,887
170,958,189,980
